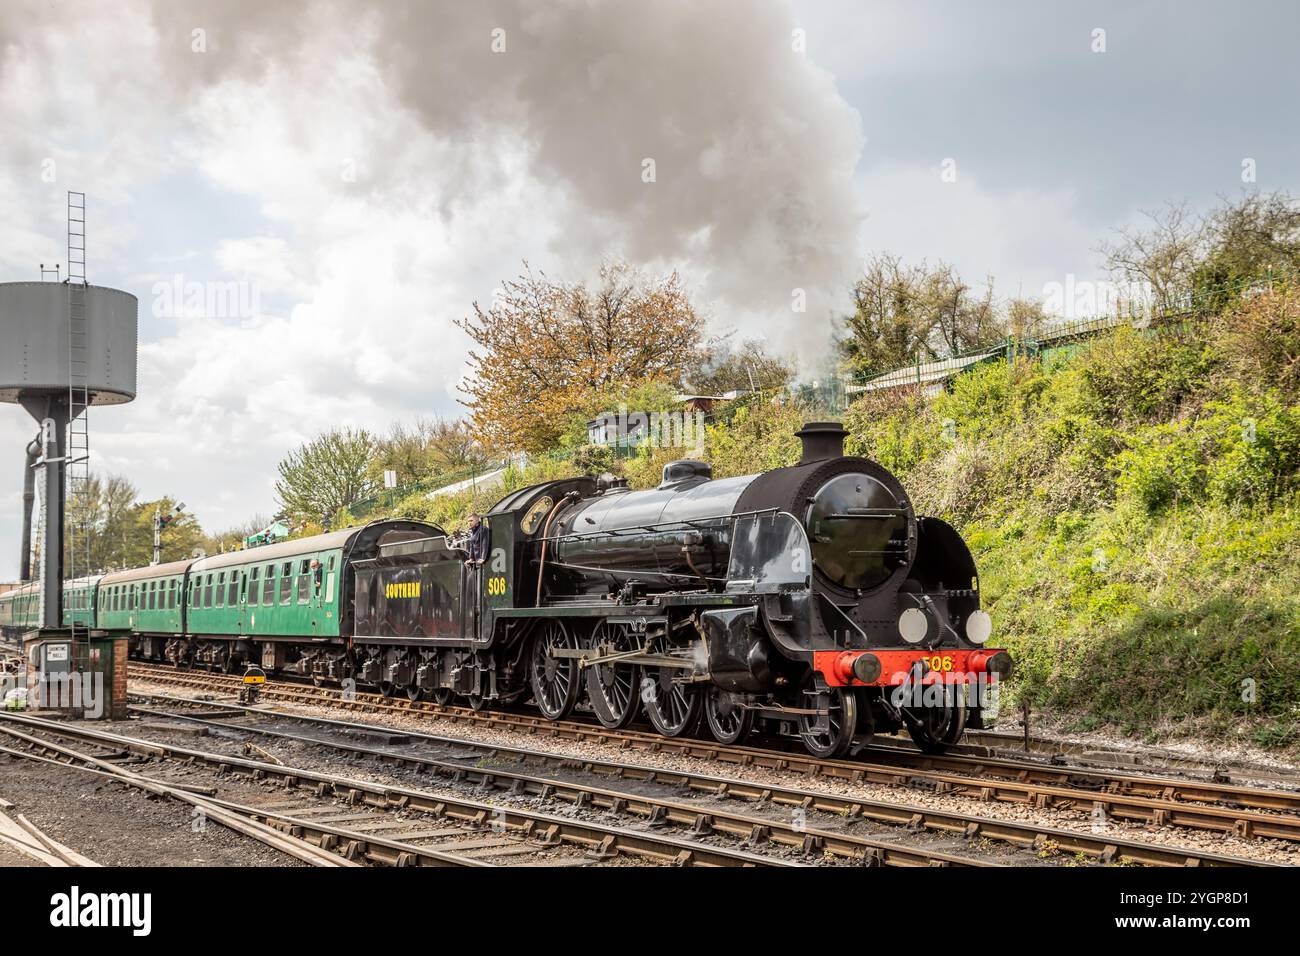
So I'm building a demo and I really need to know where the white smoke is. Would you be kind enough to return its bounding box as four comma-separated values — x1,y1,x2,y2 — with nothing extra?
143,0,866,362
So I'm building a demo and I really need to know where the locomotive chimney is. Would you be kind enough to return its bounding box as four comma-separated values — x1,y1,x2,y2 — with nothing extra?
795,421,848,464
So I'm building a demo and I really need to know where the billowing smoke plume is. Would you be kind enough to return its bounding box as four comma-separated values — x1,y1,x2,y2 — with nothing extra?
144,0,865,362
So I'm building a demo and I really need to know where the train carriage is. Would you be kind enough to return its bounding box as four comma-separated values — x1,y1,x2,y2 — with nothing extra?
0,582,40,639
173,521,434,675
61,575,101,629
99,561,189,658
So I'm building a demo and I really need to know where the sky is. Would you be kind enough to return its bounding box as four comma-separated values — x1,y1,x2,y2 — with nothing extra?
0,0,1297,579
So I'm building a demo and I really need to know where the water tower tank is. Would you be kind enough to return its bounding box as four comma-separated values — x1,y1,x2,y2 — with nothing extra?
0,281,137,405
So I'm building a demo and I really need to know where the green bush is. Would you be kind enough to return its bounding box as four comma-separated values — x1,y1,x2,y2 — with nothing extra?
839,318,1300,749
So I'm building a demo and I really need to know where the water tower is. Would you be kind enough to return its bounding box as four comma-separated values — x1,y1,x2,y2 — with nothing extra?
0,192,138,629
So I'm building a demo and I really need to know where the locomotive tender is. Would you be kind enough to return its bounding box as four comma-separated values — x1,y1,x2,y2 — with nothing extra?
0,421,1010,757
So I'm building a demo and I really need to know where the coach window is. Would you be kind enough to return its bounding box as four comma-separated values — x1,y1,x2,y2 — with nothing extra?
262,565,275,605
215,572,226,608
145,582,153,610
191,579,200,608
202,573,213,607
297,560,310,603
227,573,239,606
249,567,260,606
279,562,292,605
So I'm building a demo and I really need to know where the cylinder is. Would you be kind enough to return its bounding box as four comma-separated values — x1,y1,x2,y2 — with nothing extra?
20,435,37,581
0,282,138,404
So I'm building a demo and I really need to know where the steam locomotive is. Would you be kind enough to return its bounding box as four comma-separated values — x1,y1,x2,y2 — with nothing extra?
350,421,1010,757
0,420,1010,758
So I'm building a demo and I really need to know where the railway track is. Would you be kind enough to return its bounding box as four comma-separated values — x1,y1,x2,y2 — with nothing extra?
129,692,1273,867
0,712,810,868
131,663,1300,844
956,727,1300,788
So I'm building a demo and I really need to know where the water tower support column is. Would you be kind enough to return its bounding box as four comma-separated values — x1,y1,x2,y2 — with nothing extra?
18,392,69,629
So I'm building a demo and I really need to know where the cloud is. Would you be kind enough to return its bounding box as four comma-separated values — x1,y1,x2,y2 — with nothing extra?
856,161,1102,308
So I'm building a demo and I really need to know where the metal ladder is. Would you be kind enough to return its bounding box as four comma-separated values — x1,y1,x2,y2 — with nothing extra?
66,191,91,639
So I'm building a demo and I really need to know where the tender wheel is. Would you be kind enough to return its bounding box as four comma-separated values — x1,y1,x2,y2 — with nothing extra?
704,686,753,745
430,688,454,706
903,687,968,754
642,667,701,737
466,694,489,712
584,623,642,730
529,621,581,721
405,685,423,702
797,676,858,759
378,681,398,699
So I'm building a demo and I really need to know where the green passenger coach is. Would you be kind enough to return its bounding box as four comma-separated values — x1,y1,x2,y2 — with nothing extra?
0,582,40,637
98,560,190,653
176,522,432,673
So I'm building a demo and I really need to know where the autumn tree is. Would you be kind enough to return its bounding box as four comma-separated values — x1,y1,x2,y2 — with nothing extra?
275,427,379,521
457,261,706,453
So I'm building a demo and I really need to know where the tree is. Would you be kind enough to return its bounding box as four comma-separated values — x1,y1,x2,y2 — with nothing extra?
275,427,379,521
457,260,706,453
1005,297,1051,340
838,254,1005,377
1098,201,1205,314
1099,193,1300,316
685,338,794,394
369,417,490,486
922,263,1000,357
1194,191,1300,306
60,473,206,571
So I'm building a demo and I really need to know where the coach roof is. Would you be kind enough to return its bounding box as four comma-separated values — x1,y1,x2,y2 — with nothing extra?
100,560,193,586
189,528,360,574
